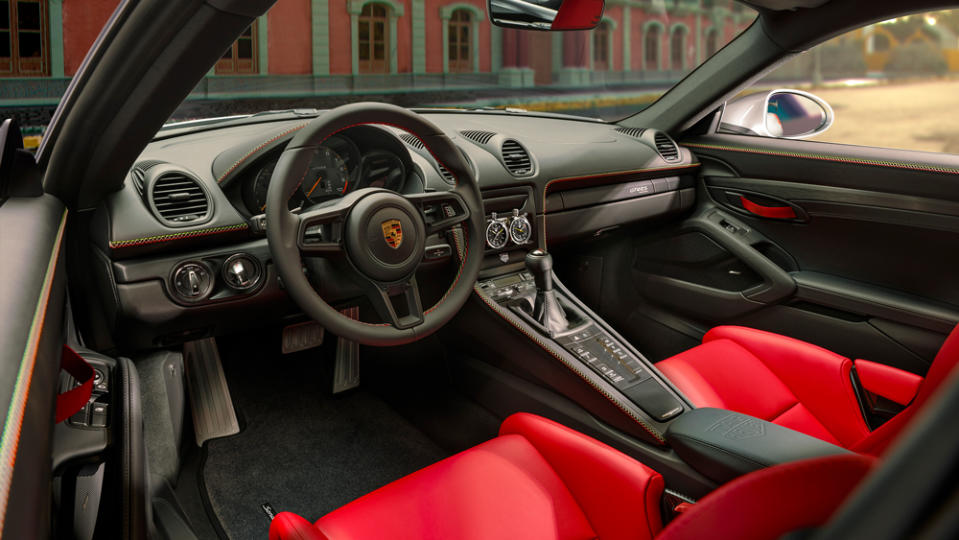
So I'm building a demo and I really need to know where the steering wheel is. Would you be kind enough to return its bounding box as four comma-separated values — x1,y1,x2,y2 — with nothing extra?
265,103,485,346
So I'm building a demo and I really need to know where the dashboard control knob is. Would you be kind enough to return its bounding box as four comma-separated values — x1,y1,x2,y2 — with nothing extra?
171,261,213,302
222,253,262,291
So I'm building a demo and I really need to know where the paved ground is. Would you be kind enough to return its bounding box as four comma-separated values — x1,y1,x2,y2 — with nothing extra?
809,79,959,154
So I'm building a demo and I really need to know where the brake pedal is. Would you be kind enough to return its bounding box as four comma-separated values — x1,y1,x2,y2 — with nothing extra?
183,338,240,446
281,320,325,354
333,307,361,394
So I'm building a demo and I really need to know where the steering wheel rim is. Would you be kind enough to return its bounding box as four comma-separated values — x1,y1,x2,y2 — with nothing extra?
265,102,485,346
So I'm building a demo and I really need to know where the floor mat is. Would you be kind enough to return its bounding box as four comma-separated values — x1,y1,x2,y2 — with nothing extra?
202,351,448,540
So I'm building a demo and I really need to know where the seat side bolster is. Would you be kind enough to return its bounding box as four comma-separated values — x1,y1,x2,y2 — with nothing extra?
855,359,923,406
500,412,665,540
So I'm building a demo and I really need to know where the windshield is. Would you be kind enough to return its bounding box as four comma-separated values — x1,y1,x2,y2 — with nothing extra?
1,0,757,147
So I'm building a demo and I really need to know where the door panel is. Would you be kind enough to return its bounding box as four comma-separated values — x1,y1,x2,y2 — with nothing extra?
556,133,959,376
0,193,67,538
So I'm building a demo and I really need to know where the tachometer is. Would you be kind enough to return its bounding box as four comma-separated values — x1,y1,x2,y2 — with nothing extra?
301,146,350,202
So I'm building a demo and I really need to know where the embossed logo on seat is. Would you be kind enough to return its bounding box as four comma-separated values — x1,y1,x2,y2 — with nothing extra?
381,219,403,249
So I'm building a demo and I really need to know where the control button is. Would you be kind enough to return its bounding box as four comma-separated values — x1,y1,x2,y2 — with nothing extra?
424,244,453,261
90,403,109,428
222,253,262,291
171,261,214,302
70,402,91,427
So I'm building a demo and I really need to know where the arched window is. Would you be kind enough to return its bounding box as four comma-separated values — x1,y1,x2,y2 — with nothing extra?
217,23,257,74
448,9,472,73
593,21,610,71
705,28,719,57
670,26,687,70
0,0,49,76
644,26,661,71
358,3,390,73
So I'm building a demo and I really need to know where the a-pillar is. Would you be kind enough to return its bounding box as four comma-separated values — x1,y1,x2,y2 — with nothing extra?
498,29,535,87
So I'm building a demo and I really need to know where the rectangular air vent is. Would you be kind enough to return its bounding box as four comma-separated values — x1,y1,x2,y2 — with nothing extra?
654,132,681,162
151,173,210,223
399,133,425,149
461,130,496,145
501,139,532,176
614,127,646,139
437,163,456,185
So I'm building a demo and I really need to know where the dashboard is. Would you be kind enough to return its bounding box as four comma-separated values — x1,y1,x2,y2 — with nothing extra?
93,110,700,349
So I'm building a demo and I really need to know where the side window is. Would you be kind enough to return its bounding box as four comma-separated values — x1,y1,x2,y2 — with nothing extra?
719,8,959,154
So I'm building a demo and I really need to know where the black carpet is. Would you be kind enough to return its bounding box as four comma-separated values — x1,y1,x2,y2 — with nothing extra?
202,351,448,540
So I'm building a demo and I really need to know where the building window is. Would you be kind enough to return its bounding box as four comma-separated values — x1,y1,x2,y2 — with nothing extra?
593,21,610,71
216,23,257,74
705,28,719,57
0,0,49,77
358,3,390,74
448,9,472,73
670,26,686,70
644,25,661,71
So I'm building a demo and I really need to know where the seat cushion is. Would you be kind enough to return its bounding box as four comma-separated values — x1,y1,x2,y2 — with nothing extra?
657,326,870,448
284,413,664,540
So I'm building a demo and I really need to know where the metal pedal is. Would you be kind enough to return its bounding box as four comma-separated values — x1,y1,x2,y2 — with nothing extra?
333,307,361,394
183,338,240,446
281,320,325,354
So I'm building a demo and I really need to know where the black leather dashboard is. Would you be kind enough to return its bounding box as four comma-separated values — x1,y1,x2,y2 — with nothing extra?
90,110,700,349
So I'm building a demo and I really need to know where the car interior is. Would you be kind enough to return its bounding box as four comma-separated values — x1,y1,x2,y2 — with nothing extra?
2,0,959,539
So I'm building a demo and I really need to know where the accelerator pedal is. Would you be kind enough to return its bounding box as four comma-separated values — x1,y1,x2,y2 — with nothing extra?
183,338,240,446
333,307,361,394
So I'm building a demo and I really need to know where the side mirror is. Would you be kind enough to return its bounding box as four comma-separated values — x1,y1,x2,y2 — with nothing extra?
720,89,834,140
488,0,605,31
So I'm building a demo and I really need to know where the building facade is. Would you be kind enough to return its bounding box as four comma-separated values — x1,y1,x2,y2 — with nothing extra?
0,0,754,107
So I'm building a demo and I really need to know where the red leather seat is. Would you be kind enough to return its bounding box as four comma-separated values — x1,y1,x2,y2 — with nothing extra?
269,412,876,540
656,324,959,454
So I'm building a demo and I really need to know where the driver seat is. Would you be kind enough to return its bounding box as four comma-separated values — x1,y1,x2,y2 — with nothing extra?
268,413,876,540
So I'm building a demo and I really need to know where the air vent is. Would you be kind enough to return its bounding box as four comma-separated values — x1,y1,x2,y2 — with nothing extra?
654,132,681,162
399,133,424,149
437,164,456,185
130,160,166,194
461,130,496,145
500,139,533,176
151,173,210,224
615,127,646,139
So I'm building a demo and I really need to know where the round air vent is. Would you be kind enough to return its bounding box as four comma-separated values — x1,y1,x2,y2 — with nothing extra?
653,132,681,162
148,171,211,226
500,139,533,176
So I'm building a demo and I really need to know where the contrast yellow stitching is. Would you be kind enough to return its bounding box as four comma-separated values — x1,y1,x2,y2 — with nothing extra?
109,223,248,249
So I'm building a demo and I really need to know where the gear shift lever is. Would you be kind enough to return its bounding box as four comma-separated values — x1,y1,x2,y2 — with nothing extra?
525,249,569,335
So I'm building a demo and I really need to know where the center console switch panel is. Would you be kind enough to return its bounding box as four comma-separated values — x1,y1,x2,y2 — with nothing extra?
666,407,850,484
556,326,682,422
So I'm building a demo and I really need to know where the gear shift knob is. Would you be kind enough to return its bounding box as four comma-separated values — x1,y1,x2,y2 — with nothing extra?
525,249,553,292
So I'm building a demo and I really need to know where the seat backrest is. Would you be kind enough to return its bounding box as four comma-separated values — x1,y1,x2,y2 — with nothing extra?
656,454,876,540
852,323,959,455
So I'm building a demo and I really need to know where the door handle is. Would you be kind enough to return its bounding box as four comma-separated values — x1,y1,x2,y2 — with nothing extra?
739,195,797,219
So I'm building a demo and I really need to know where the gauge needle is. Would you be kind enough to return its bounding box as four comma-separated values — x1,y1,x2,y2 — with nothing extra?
341,178,348,194
260,203,266,211
307,176,323,197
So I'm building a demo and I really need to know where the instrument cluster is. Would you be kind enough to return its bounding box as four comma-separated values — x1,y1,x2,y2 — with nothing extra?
242,134,407,214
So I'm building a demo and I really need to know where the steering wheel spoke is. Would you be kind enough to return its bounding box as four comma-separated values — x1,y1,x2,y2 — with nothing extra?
296,201,350,255
407,191,470,235
364,275,425,330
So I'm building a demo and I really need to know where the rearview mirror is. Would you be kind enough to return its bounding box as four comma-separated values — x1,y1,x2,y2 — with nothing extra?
720,89,834,140
488,0,605,31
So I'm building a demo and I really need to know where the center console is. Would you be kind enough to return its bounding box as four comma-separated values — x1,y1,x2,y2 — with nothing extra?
479,265,686,424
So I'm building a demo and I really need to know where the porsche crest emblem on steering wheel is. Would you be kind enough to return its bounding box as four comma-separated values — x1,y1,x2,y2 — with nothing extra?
381,219,403,249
